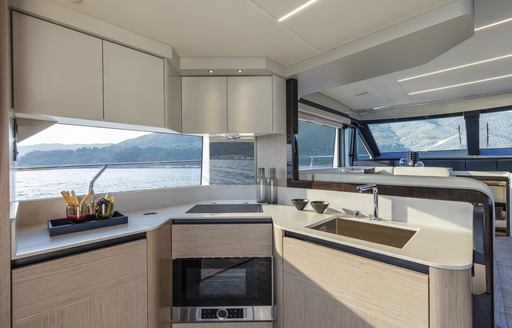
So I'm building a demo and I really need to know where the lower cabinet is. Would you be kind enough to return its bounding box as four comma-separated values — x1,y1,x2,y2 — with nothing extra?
282,237,429,328
12,240,148,328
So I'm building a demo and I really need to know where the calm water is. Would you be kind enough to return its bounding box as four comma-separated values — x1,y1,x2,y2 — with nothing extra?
15,159,254,201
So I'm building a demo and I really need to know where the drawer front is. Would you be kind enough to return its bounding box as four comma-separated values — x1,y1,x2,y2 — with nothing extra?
172,224,272,258
12,240,148,327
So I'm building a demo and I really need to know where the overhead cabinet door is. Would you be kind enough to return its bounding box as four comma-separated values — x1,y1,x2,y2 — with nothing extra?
182,77,228,134
12,12,103,120
228,76,273,134
103,41,165,127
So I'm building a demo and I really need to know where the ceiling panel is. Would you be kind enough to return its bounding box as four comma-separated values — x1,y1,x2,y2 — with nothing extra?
48,0,319,65
248,0,310,20
399,59,512,94
254,0,457,51
409,77,512,103
320,0,512,113
324,81,392,110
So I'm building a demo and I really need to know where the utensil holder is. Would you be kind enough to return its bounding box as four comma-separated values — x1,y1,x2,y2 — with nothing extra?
66,204,90,223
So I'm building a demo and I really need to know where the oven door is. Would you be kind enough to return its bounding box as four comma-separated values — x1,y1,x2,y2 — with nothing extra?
173,257,272,307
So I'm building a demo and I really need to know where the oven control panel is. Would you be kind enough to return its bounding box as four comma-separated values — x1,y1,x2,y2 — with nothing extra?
201,308,244,320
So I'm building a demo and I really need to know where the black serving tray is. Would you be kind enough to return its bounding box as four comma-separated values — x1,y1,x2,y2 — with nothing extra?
48,211,128,237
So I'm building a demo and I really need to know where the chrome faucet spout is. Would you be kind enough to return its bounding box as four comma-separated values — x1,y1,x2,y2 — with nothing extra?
356,183,380,221
89,165,108,195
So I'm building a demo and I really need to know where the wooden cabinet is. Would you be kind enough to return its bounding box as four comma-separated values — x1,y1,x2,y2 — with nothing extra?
227,76,272,134
12,240,148,328
103,41,165,127
147,223,172,328
282,237,429,328
12,12,103,121
172,223,272,258
181,77,227,134
181,75,285,135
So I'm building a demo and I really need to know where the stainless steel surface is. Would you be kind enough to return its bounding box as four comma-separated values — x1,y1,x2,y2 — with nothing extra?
308,217,417,249
356,183,380,220
172,306,274,323
88,165,108,194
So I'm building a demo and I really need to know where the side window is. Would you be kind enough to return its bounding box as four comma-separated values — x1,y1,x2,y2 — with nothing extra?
15,124,203,200
355,131,371,160
209,138,255,184
297,120,337,170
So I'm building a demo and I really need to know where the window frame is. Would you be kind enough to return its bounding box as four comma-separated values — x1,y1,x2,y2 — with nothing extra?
297,118,343,170
14,123,205,200
363,112,469,160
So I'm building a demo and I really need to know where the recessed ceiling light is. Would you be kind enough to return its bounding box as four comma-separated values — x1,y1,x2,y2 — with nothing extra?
208,70,214,74
237,69,243,73
398,53,512,82
408,73,512,96
278,0,319,22
475,17,512,31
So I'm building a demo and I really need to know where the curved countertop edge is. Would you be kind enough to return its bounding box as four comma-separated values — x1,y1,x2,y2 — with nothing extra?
14,203,474,271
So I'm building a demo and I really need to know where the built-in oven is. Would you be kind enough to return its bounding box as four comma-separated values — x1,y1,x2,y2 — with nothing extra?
172,257,273,323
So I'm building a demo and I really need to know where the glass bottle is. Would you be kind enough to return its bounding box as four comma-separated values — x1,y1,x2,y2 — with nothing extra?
266,168,278,204
256,167,267,203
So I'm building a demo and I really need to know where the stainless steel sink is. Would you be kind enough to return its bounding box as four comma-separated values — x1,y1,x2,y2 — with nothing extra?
308,217,417,249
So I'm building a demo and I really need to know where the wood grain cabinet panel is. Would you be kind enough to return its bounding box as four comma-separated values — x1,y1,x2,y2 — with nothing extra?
429,267,472,328
148,223,172,328
282,237,429,328
12,240,148,328
103,41,165,127
172,223,272,258
12,12,103,120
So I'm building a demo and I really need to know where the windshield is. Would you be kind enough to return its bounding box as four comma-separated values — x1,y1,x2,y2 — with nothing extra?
369,116,467,154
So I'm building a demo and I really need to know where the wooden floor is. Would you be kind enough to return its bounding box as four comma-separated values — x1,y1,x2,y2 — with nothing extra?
495,236,512,327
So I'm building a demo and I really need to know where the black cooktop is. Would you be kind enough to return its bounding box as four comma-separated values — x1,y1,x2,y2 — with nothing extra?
186,204,263,214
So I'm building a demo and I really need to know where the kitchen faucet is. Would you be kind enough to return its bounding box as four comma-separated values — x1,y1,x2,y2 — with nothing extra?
89,165,108,195
356,183,380,221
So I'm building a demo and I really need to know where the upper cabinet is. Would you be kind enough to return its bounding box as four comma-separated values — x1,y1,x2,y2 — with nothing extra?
12,12,104,121
181,75,286,135
103,41,165,128
182,77,227,134
12,13,166,129
228,76,272,134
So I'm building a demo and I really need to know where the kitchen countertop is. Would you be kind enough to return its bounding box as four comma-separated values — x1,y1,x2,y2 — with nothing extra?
14,202,473,270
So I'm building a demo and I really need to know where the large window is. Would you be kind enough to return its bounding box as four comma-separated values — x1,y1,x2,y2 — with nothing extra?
479,109,512,149
15,124,203,200
209,138,255,184
297,120,337,170
369,116,467,155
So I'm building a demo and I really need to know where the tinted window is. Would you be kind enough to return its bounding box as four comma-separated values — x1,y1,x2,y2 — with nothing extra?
355,132,371,160
369,116,467,154
15,124,202,200
479,109,512,149
297,120,336,170
209,139,255,184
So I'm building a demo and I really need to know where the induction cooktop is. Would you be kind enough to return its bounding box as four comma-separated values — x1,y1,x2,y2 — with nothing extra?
186,204,263,214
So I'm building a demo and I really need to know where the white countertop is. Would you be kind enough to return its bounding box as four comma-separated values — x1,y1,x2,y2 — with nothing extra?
15,201,473,270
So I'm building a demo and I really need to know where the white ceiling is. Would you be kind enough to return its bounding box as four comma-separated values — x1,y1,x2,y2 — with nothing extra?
47,0,456,66
323,0,512,114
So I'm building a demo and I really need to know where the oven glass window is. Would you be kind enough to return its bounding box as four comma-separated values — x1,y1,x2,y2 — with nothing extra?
174,258,272,307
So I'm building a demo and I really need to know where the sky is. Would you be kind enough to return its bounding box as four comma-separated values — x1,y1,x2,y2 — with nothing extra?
19,124,150,146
